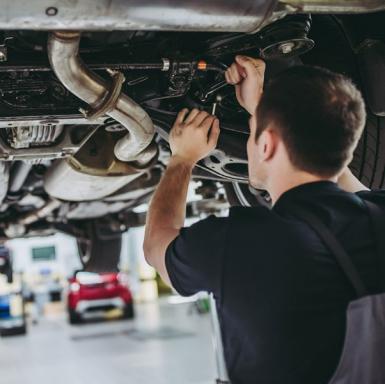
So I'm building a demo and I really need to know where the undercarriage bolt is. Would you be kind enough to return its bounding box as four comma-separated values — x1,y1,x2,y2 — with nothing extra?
278,42,295,55
46,7,58,16
106,68,118,76
161,58,171,72
79,107,88,117
211,95,222,116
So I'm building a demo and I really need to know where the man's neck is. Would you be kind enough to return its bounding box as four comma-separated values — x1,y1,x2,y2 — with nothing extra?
268,171,337,206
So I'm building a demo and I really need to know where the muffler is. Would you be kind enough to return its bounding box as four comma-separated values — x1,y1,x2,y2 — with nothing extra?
48,31,155,163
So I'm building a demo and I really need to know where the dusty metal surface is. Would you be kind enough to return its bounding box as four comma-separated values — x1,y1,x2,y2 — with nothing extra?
0,0,276,32
0,1,382,32
279,0,385,13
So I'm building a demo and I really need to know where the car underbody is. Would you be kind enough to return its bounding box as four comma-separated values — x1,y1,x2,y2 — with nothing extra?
0,0,384,270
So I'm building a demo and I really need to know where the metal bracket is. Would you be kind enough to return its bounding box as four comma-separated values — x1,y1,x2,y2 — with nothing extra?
80,70,125,121
0,125,99,161
0,37,14,62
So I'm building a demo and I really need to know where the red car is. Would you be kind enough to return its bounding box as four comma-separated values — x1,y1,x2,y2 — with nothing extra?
67,271,134,324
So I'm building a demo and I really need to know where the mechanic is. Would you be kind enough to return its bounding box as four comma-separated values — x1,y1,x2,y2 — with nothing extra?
143,55,385,383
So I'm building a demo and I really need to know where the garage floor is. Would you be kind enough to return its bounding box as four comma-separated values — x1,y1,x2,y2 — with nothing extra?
0,298,216,384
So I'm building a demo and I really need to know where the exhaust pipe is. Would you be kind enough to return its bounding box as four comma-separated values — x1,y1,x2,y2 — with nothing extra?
48,31,155,163
0,162,9,205
4,199,61,238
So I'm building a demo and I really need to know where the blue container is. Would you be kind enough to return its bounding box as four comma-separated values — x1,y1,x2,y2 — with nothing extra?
0,295,11,319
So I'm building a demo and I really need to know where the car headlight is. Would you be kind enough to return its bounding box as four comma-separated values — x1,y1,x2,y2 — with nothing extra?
69,282,80,292
117,273,129,286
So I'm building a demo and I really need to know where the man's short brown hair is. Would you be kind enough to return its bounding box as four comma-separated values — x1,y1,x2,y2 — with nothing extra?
256,66,366,177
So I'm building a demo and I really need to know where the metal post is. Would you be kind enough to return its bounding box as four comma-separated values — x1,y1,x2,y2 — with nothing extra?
209,293,230,384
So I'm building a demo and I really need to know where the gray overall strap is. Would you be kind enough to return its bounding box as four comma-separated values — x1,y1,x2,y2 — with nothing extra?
363,200,385,291
293,206,368,298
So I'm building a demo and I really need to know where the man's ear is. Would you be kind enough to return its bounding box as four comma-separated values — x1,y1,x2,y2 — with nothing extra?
259,128,278,161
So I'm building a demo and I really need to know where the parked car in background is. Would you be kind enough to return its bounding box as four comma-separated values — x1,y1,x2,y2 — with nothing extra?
67,271,134,324
0,291,26,336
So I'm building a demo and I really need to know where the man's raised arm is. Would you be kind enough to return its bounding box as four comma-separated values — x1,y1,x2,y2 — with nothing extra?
143,109,220,286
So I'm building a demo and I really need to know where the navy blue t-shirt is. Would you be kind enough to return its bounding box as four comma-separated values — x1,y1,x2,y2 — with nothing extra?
165,181,385,384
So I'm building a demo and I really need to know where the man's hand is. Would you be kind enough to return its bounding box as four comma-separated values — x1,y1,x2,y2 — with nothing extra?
169,108,220,165
225,55,266,115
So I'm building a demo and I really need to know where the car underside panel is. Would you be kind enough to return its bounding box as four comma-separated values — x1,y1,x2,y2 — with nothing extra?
0,0,277,32
0,1,383,32
0,8,383,241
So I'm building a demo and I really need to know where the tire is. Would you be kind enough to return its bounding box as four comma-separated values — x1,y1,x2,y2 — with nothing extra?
68,308,82,325
224,182,272,208
225,114,385,207
0,324,27,337
77,221,122,273
300,15,385,190
122,303,135,320
350,114,385,189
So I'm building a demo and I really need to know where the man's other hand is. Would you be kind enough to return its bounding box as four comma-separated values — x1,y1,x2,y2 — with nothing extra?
225,56,265,116
169,108,220,165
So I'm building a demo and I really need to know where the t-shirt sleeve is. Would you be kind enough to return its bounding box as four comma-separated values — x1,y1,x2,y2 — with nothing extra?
165,215,229,297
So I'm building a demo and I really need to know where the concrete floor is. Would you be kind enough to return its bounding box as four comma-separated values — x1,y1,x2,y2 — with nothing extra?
0,298,216,384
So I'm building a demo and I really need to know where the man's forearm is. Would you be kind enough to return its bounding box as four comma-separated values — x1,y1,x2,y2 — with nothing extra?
143,108,219,284
148,156,193,230
144,156,193,263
